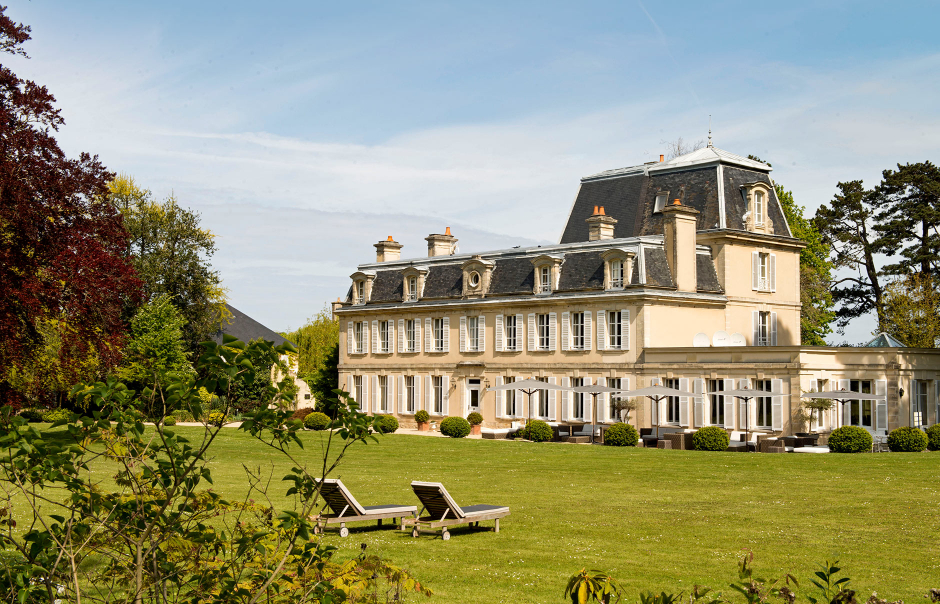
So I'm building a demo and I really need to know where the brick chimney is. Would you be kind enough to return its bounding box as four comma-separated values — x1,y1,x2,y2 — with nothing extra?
426,226,457,257
374,235,403,262
585,205,617,241
661,199,699,292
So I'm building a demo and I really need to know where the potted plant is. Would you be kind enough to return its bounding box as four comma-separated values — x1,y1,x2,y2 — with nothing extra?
797,397,834,435
467,412,483,435
415,409,430,431
613,397,640,424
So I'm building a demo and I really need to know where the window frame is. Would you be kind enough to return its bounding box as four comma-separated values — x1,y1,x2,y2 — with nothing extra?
754,191,765,226
914,380,928,427
354,321,364,354
378,375,388,412
432,376,444,415
405,375,415,413
504,315,518,351
405,319,416,352
572,377,585,419
608,310,622,350
536,376,549,418
539,266,551,293
355,281,365,305
504,376,517,416
353,375,363,406
664,378,680,424
379,320,390,353
757,312,770,346
433,318,445,352
467,316,480,352
537,313,551,350
610,259,623,288
407,276,418,302
654,193,668,214
708,378,725,427
755,379,773,429
571,312,585,350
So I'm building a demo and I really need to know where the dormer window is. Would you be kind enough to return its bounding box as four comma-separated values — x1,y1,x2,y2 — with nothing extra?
402,266,428,303
531,254,563,296
754,191,765,226
539,266,551,293
742,183,774,234
356,281,365,305
601,248,635,290
350,270,375,305
610,260,623,288
460,255,494,299
654,193,669,214
407,276,417,301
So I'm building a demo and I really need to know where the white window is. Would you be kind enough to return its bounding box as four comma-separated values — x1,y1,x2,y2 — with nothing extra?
847,380,873,428
405,376,415,413
378,375,388,412
407,276,418,302
354,375,364,406
752,252,776,292
708,379,725,426
608,377,621,420
432,376,444,415
571,312,585,350
756,312,770,346
468,378,481,411
505,315,518,351
754,191,765,226
539,266,551,293
654,193,668,214
468,316,480,351
572,377,585,419
664,378,680,424
758,253,769,291
405,319,416,352
356,281,365,305
536,377,549,417
610,260,623,288
354,322,364,353
504,376,517,416
755,379,773,429
914,380,928,427
433,318,445,352
537,314,551,350
608,311,622,349
379,320,390,353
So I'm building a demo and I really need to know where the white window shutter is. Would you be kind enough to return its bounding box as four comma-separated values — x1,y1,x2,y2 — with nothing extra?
621,377,631,423
442,374,449,415
597,377,606,423
425,318,432,352
495,314,504,351
933,380,939,428
549,312,557,351
362,321,369,353
516,314,524,351
361,375,369,413
527,313,536,351
479,315,486,351
838,379,850,427
548,377,557,421
371,320,378,354
770,253,777,292
372,375,378,413
516,375,524,417
693,378,705,428
658,397,667,430
494,377,503,418
561,377,570,421
459,316,467,353
771,378,783,431
752,311,759,345
424,375,431,412
397,374,404,414
442,317,450,352
584,311,593,351
752,252,759,290
679,378,690,427
414,375,422,412
388,321,395,353
621,309,630,350
561,312,570,351
724,378,736,429
347,321,354,355
770,313,778,346
398,319,404,353
597,310,607,350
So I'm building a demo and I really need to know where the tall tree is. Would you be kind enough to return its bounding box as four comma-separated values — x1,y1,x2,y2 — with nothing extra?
873,161,940,276
0,8,141,407
880,273,940,348
107,175,226,353
775,184,835,345
284,304,339,382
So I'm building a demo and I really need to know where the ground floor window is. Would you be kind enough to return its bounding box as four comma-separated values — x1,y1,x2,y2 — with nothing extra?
572,377,584,419
708,379,725,426
755,379,772,428
664,378,679,424
405,375,415,413
913,380,928,427
354,375,363,406
378,375,388,412
504,376,517,416
608,378,621,420
848,379,873,428
536,377,549,417
433,376,444,414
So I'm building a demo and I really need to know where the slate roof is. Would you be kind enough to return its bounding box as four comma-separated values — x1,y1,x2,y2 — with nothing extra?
212,304,292,347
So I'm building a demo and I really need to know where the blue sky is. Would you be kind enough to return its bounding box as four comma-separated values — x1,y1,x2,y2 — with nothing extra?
6,1,940,343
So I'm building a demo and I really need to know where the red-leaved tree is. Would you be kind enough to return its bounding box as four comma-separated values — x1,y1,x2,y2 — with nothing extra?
0,6,142,407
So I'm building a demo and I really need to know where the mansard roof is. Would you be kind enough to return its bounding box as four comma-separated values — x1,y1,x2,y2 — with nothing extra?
560,146,791,244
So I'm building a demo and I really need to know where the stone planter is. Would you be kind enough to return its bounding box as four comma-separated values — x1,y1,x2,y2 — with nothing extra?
417,422,430,432
470,424,482,435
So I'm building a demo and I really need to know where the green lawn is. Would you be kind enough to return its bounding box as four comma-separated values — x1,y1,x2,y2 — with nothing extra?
27,426,940,603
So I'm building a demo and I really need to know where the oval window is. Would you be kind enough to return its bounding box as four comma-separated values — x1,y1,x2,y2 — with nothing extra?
468,272,480,288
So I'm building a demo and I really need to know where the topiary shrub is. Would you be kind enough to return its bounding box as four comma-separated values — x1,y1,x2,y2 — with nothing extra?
693,426,731,451
18,409,45,423
163,416,177,426
887,426,928,452
521,419,553,443
440,416,471,438
828,426,872,453
304,411,330,431
41,408,70,424
603,423,639,447
926,424,940,451
415,410,430,423
207,412,227,427
375,414,399,434
466,412,483,426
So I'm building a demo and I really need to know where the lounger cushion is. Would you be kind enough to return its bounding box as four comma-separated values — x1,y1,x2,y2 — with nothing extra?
362,504,417,514
460,504,509,516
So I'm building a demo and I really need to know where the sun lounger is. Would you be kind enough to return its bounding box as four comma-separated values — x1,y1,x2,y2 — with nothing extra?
403,481,509,540
312,478,417,537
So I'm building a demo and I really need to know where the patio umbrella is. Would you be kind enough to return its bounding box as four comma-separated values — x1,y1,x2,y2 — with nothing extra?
799,390,886,430
569,384,630,444
486,378,573,424
613,385,696,438
723,387,781,447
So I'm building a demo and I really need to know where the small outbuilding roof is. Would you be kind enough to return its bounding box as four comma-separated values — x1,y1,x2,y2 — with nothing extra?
211,303,292,347
864,332,906,348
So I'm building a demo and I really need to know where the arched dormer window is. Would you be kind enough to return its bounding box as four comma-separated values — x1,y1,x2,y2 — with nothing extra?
531,254,563,295
349,270,376,305
600,248,636,290
741,182,774,234
401,266,428,303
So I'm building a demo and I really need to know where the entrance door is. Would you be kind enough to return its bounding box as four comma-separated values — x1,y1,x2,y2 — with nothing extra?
467,379,481,414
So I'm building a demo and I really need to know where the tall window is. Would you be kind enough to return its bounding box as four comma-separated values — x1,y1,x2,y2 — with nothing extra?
709,379,725,426
504,376,516,416
664,378,680,424
610,260,623,288
432,376,444,414
849,380,873,428
405,319,416,352
468,378,481,410
353,375,363,405
608,378,621,420
379,321,390,353
468,316,480,351
405,376,415,413
433,318,445,351
407,276,418,301
538,314,551,350
505,315,518,351
540,266,551,293
754,191,765,226
354,322,364,353
572,377,585,419
356,281,365,305
758,253,770,291
756,312,770,346
536,377,549,417
914,380,928,427
755,379,773,428
608,311,622,349
571,312,585,350
378,375,388,412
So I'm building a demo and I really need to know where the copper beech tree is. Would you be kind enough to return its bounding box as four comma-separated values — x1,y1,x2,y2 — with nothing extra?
0,7,141,407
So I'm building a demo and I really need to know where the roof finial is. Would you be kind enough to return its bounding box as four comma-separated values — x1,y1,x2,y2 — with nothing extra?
707,115,713,148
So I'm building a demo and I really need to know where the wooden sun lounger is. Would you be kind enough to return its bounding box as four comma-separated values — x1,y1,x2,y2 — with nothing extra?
312,478,417,537
403,481,509,540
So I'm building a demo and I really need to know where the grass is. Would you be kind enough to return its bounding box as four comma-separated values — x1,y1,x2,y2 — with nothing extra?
21,425,940,603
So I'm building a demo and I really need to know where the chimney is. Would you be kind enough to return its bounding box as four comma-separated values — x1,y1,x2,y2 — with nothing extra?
661,199,700,292
426,227,457,257
331,297,342,316
585,205,617,241
660,154,664,162
374,235,403,262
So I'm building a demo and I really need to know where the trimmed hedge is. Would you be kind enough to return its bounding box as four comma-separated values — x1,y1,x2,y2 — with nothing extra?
440,416,471,438
18,409,45,423
927,424,940,451
603,423,639,447
304,412,331,431
415,410,430,423
693,426,731,451
41,409,70,424
207,412,227,427
828,426,872,453
163,416,177,426
520,420,553,443
466,412,483,426
887,426,928,452
375,414,399,434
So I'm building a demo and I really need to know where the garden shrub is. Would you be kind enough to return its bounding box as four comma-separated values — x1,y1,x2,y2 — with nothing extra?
887,426,928,452
439,416,471,438
926,424,940,451
521,419,553,443
18,409,44,423
415,410,430,423
827,426,872,453
304,412,331,431
163,416,177,426
693,426,730,451
603,423,639,447
466,412,483,426
41,408,70,424
207,412,227,427
173,409,195,422
292,407,315,421
374,414,399,434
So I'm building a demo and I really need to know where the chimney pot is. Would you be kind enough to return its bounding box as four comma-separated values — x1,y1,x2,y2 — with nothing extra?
387,235,394,241
660,154,664,162
445,226,452,236
599,206,606,215
673,198,682,206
